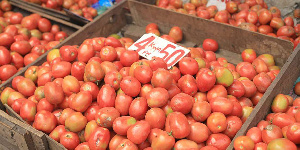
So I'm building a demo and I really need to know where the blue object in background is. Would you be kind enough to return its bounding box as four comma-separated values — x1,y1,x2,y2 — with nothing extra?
92,0,115,15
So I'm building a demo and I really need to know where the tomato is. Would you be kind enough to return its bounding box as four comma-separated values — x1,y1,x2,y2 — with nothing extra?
214,66,234,87
223,116,243,139
151,68,173,89
241,49,257,63
210,97,233,115
258,10,272,25
105,37,122,48
36,98,54,112
120,76,141,97
146,87,169,108
174,139,198,149
19,100,36,122
226,1,238,13
65,112,87,133
150,129,175,149
267,138,297,150
60,132,80,150
11,98,25,114
33,110,57,133
206,5,218,18
129,97,148,120
207,85,227,102
239,78,257,98
206,112,227,133
197,10,210,19
55,31,67,41
94,107,119,129
262,124,283,144
254,142,267,150
215,10,230,23
284,16,294,27
165,112,190,139
178,57,198,76
168,26,182,43
277,26,295,37
227,79,245,98
116,139,138,150
205,51,216,62
114,93,132,116
120,50,139,67
84,61,105,84
96,84,116,108
145,108,166,129
134,65,152,84
77,43,94,63
69,91,92,113
126,120,151,145
177,74,198,96
202,39,218,52
193,92,207,102
100,46,117,62
16,78,36,97
109,135,126,150
113,116,136,136
49,125,67,142
58,108,74,125
234,136,255,150
196,68,216,92
273,113,296,129
21,16,38,30
58,45,78,62
139,84,153,98
285,123,300,144
295,82,300,96
44,82,64,104
145,23,158,32
187,122,210,143
271,94,289,113
246,127,262,144
206,133,231,150
51,61,71,78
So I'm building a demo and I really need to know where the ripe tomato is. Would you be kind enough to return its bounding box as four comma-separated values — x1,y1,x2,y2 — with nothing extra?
84,61,105,84
210,97,233,115
271,94,289,113
100,46,117,62
145,108,166,129
77,43,94,63
284,16,294,27
0,47,10,65
69,91,92,112
44,82,64,104
127,120,151,144
17,78,36,97
179,57,199,76
202,39,218,52
37,98,54,112
120,50,139,67
258,10,272,25
246,127,262,144
150,129,175,149
120,76,141,97
33,110,57,133
267,138,297,150
234,136,255,150
191,101,211,122
113,116,136,136
174,139,198,149
207,112,227,133
196,68,216,92
188,122,210,143
241,49,257,63
227,79,245,98
20,100,36,122
116,139,138,150
151,68,173,89
170,93,194,114
207,85,227,102
262,125,283,144
223,116,243,138
239,78,257,98
169,26,183,43
206,133,231,150
0,32,14,46
272,113,296,128
60,132,80,150
129,97,148,120
178,75,197,96
55,31,67,41
165,112,190,139
97,84,116,108
277,26,295,37
134,65,153,84
49,125,67,142
146,87,169,108
65,112,87,133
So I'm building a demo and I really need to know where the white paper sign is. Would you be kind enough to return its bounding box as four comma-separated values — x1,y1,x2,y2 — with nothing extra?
128,33,190,69
206,0,231,11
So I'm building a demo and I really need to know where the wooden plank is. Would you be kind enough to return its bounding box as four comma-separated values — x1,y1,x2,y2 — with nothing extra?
0,135,19,150
127,0,294,67
0,110,49,150
5,104,23,121
46,135,66,150
227,45,300,150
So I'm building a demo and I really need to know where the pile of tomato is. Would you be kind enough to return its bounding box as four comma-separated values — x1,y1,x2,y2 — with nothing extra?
233,93,300,150
0,23,281,150
0,0,68,85
156,0,300,49
23,0,98,21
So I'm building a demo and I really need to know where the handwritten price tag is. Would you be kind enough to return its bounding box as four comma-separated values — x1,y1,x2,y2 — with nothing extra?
206,0,231,11
128,33,190,69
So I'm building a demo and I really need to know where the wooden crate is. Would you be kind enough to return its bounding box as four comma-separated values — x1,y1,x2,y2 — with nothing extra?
227,46,300,150
9,0,90,25
0,0,295,149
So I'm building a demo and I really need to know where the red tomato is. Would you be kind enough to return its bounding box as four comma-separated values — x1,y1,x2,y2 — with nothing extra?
170,93,194,114
150,129,175,149
206,133,231,150
202,39,218,52
234,136,255,150
178,74,197,96
277,26,295,37
272,113,296,128
239,78,257,98
151,68,173,89
33,110,57,133
191,101,211,122
100,46,117,62
223,116,243,139
165,112,191,139
196,68,216,92
16,78,36,97
60,132,80,150
149,57,167,71
210,97,233,115
0,32,14,46
286,123,300,144
44,82,64,104
129,97,148,120
37,98,54,112
146,87,169,108
84,61,105,84
246,127,262,144
262,125,283,144
179,57,199,76
120,50,139,67
145,108,166,129
55,31,67,41
49,125,67,142
267,138,297,150
258,10,272,25
20,100,36,122
95,107,120,128
116,139,138,150
134,65,153,84
97,84,116,108
120,76,141,97
65,112,87,132
113,116,136,136
207,85,227,102
188,122,210,143
227,79,245,98
127,120,151,144
77,43,94,63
